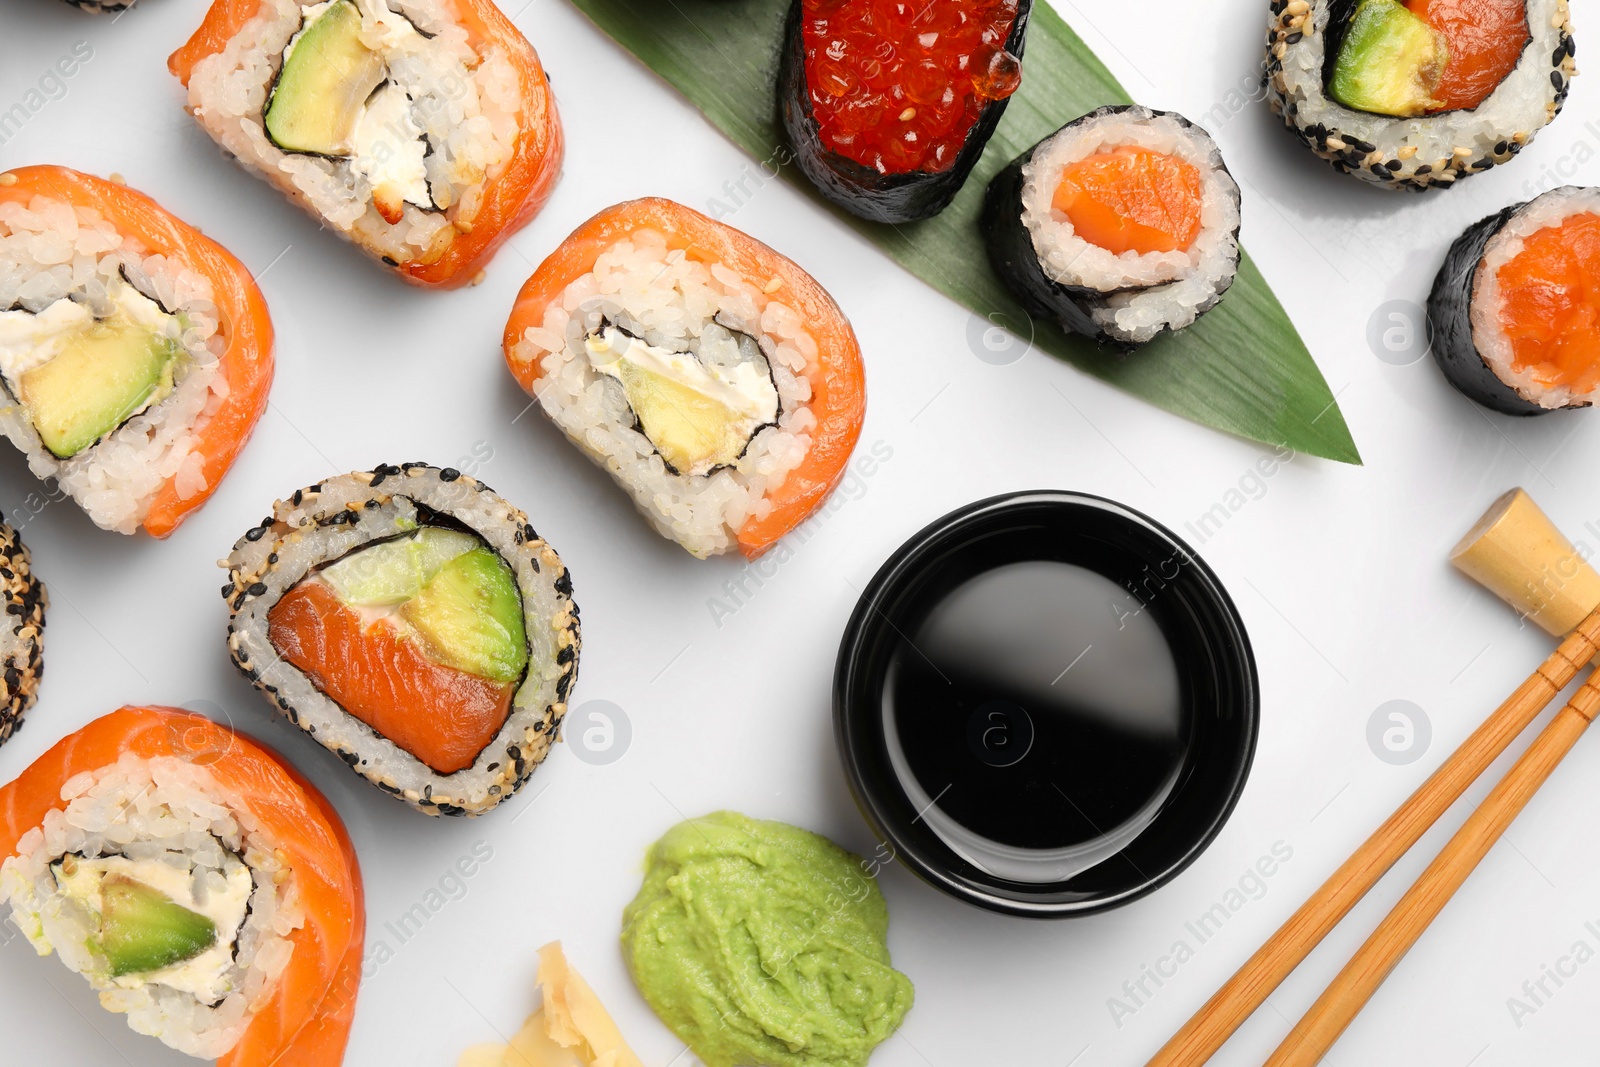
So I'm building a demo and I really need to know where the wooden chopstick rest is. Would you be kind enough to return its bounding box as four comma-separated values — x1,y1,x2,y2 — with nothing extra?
1143,488,1600,1067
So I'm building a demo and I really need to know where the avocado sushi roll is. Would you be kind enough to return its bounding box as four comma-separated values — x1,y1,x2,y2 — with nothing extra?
223,465,579,816
982,106,1242,350
1266,0,1575,190
1429,186,1600,415
0,706,364,1063
0,166,273,537
0,513,44,748
502,199,867,560
780,0,1031,223
170,0,563,288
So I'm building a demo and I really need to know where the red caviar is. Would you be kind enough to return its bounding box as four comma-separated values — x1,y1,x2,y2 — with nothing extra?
801,0,1023,175
1407,0,1529,111
1496,212,1600,393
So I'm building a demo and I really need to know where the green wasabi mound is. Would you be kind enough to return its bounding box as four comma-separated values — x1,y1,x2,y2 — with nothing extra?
621,811,915,1067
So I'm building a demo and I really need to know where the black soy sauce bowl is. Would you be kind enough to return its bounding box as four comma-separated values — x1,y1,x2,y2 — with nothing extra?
833,491,1259,917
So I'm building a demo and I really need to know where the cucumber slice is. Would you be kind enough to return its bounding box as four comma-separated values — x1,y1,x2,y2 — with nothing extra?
401,548,529,685
99,875,217,979
322,527,480,606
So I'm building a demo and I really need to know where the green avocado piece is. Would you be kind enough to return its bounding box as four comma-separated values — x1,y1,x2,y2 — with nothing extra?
618,358,750,475
99,875,217,979
1329,0,1449,117
322,527,480,606
263,0,386,156
400,547,528,685
21,312,179,460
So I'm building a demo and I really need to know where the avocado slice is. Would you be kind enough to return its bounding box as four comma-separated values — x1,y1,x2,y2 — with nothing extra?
322,527,480,606
400,547,528,685
98,874,218,979
618,358,760,475
21,307,179,460
1329,0,1449,117
264,0,386,156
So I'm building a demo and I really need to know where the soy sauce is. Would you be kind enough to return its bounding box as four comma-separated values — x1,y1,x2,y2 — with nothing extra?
884,560,1190,872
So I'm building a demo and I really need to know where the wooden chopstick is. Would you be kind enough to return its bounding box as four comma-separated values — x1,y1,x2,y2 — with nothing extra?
1265,663,1600,1066
1142,607,1600,1067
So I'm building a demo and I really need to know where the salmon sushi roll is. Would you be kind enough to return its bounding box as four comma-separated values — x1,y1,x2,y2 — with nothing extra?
502,199,867,560
0,167,273,536
0,514,45,749
223,464,579,816
1429,186,1600,414
780,0,1031,223
0,705,364,1064
1266,0,1575,190
170,0,563,287
982,106,1242,349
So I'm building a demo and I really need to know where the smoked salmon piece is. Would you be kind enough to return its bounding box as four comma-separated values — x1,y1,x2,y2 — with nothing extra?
1052,146,1204,256
268,581,515,775
1495,211,1600,392
0,705,364,1066
1407,0,1531,111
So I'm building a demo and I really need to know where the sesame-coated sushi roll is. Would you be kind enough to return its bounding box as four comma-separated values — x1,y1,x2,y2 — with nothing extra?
169,0,563,288
0,514,44,748
0,706,364,1064
223,465,579,816
0,167,273,537
982,106,1242,350
1429,186,1600,415
780,0,1031,223
502,199,867,560
1265,0,1575,190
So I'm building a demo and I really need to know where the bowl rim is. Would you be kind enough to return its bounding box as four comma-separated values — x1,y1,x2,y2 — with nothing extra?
832,490,1259,918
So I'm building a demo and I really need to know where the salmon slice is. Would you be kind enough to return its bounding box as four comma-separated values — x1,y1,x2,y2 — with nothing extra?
0,706,363,1067
1052,146,1203,256
1495,211,1600,393
268,581,514,775
1408,0,1529,111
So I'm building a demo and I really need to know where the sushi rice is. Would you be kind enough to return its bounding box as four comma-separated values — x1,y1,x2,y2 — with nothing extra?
0,753,301,1059
508,229,819,558
0,195,227,534
0,513,45,748
181,0,522,267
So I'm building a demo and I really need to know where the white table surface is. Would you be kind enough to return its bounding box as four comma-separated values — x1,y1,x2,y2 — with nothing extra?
2,1,1598,1064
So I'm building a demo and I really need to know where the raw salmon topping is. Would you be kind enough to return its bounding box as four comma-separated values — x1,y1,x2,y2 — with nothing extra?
801,0,1022,175
1495,212,1600,394
1052,147,1204,256
1407,0,1529,111
268,581,516,775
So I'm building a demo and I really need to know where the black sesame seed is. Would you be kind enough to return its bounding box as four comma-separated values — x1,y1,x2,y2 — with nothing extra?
440,468,461,482
1553,72,1565,90
1385,159,1402,171
1285,31,1302,44
248,582,268,597
245,526,266,542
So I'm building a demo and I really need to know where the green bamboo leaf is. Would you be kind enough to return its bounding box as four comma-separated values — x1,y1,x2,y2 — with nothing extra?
567,0,1362,464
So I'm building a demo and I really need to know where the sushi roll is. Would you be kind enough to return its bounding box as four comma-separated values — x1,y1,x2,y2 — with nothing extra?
0,705,364,1063
780,0,1031,223
1265,0,1575,190
981,106,1242,349
61,0,135,11
1429,186,1600,415
0,166,273,536
223,464,579,816
502,198,867,560
170,0,563,288
0,513,45,748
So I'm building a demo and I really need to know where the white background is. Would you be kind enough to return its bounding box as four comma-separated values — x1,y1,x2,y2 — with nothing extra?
2,0,1599,1064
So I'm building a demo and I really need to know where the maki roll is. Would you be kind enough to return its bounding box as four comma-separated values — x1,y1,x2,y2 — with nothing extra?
780,0,1030,223
61,0,135,11
0,705,364,1064
982,106,1242,349
1429,186,1600,414
223,464,579,816
1265,0,1575,190
502,199,867,560
0,513,44,748
0,166,273,536
170,0,563,288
